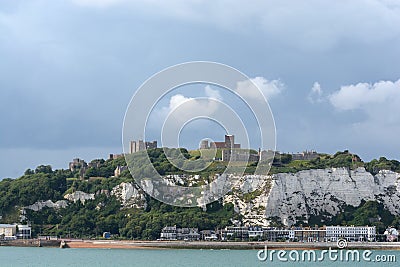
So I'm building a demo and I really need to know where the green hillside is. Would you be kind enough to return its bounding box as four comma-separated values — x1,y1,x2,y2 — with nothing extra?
1,149,400,238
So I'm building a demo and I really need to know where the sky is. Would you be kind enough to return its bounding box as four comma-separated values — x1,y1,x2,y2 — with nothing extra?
1,0,400,179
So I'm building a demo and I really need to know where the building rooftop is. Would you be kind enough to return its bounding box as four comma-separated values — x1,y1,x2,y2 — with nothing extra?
0,224,16,227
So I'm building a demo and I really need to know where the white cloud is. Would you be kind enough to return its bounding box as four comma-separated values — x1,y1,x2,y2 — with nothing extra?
236,77,284,101
329,79,400,111
308,78,400,158
204,85,222,101
153,86,222,126
308,82,323,103
168,94,193,111
165,85,222,116
329,79,400,141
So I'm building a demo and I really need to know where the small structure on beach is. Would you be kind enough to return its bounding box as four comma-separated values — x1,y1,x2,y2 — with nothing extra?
103,232,111,239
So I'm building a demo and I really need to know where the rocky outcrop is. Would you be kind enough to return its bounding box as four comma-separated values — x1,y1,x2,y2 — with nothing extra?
25,200,68,211
264,167,400,226
111,182,147,209
222,168,400,227
223,175,273,227
64,191,95,204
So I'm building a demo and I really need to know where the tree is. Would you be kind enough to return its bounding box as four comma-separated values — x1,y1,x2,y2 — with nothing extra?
24,169,34,175
35,165,53,174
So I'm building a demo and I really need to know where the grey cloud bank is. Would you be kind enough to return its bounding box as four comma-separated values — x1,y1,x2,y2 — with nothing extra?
0,0,399,178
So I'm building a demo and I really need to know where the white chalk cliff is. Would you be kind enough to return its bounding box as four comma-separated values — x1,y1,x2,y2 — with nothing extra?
64,191,95,204
262,167,400,226
132,167,400,226
111,182,147,209
223,175,272,227
24,167,400,228
25,200,68,211
27,183,147,210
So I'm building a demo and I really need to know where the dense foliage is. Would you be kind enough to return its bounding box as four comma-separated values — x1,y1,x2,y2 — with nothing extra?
0,154,238,238
365,157,400,175
24,196,237,239
269,150,364,173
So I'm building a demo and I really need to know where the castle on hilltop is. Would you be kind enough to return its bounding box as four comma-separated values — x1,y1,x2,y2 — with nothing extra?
291,150,319,160
200,134,241,150
129,140,157,154
199,134,259,162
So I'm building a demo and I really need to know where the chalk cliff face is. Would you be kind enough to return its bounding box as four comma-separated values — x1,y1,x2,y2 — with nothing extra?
61,183,147,209
223,175,272,227
64,191,95,204
111,182,147,209
23,167,400,228
130,167,400,226
27,183,147,210
25,200,68,211
263,167,400,226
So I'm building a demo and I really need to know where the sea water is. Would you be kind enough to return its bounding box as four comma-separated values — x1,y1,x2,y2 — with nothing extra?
0,247,398,267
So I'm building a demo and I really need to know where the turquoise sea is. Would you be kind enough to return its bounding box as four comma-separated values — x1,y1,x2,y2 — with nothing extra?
0,247,398,267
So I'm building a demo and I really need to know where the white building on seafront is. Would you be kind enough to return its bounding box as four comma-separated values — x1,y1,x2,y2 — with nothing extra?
326,225,376,242
0,224,31,240
16,224,32,239
0,224,17,239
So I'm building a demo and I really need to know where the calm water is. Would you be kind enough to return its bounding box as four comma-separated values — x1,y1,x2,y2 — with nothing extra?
0,247,398,267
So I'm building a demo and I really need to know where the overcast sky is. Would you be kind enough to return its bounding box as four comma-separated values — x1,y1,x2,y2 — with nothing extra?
1,0,400,179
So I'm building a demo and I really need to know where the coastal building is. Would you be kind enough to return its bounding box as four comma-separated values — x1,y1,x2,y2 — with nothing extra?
262,228,293,241
177,228,200,241
160,226,200,241
0,224,30,239
129,140,157,154
292,226,326,242
248,226,264,239
223,226,296,241
0,224,16,239
326,225,376,242
219,225,376,242
159,225,379,242
200,230,218,241
16,224,31,239
160,226,177,240
384,227,399,242
221,226,249,240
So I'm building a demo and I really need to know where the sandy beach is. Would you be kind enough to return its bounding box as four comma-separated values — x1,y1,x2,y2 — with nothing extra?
62,240,400,250
3,239,400,250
